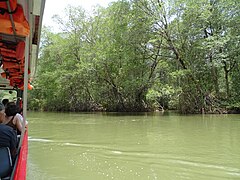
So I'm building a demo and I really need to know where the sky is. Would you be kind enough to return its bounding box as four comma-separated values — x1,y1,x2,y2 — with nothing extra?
43,0,116,29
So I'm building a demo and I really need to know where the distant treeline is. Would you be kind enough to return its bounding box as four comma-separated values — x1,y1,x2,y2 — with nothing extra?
28,0,240,114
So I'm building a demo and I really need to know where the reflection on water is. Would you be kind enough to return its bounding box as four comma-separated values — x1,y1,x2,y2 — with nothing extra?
27,112,240,180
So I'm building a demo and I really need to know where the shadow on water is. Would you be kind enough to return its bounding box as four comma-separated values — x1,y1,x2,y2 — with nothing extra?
101,111,177,116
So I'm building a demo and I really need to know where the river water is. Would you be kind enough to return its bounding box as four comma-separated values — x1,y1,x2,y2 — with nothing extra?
27,111,240,180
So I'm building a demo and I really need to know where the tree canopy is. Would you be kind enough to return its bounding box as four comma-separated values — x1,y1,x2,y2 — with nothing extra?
28,0,240,113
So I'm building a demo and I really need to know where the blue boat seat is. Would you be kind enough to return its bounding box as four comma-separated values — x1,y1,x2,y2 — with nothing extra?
0,147,12,179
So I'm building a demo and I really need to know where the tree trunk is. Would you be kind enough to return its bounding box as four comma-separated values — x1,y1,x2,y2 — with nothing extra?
223,62,230,98
225,72,229,98
212,66,219,95
210,55,219,95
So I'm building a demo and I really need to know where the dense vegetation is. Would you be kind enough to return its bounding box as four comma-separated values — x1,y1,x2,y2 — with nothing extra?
28,0,240,113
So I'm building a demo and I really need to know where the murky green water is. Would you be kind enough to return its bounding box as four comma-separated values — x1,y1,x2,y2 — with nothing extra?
26,111,240,180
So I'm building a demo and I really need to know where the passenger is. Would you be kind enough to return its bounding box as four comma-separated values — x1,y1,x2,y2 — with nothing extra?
16,97,23,113
2,98,9,106
2,102,23,134
0,102,5,122
0,124,17,161
0,103,17,160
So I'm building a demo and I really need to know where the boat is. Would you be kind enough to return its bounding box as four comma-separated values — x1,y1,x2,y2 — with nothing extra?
0,0,45,179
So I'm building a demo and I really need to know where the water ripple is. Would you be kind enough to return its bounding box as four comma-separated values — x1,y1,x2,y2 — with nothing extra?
28,137,53,142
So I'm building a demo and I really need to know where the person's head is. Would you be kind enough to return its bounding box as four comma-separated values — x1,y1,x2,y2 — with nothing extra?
5,102,19,117
2,99,9,106
0,102,5,122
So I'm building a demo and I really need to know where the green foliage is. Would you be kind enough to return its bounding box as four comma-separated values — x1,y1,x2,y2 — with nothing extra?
29,0,240,113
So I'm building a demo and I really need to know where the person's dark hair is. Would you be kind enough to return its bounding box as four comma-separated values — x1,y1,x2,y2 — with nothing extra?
5,102,19,117
2,99,9,106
